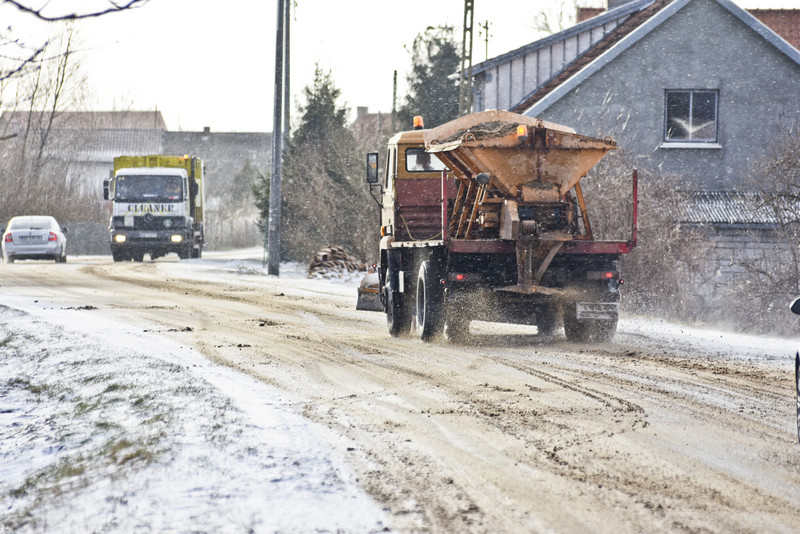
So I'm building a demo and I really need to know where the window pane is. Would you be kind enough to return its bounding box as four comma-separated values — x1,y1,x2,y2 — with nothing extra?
691,91,717,140
666,92,690,140
405,147,445,173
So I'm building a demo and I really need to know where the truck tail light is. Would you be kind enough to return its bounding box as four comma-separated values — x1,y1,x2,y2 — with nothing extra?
587,270,618,281
48,232,57,241
448,273,483,283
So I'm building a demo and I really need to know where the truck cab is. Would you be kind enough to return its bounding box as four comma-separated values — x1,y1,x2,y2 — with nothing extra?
104,155,204,262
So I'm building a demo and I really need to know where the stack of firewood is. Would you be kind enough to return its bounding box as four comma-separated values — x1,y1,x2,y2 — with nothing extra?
307,245,363,277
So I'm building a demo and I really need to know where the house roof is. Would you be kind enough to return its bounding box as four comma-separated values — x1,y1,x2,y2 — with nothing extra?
514,0,800,117
749,9,800,50
674,191,779,225
44,129,164,162
580,6,800,49
0,111,167,132
350,111,393,140
470,0,654,78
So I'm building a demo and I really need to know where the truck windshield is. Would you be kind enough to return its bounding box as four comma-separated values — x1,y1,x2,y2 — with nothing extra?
115,175,184,202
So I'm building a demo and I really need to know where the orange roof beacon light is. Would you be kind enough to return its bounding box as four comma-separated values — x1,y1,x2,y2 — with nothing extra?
413,116,424,130
516,124,528,143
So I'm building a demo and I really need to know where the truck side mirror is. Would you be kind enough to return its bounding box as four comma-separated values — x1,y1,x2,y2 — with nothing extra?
103,179,110,200
791,297,800,315
366,152,379,184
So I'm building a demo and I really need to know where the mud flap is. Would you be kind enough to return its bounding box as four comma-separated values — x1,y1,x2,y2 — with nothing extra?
575,302,618,320
796,351,799,444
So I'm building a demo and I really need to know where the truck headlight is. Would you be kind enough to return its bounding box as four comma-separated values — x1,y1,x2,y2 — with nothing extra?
114,234,127,243
170,235,183,243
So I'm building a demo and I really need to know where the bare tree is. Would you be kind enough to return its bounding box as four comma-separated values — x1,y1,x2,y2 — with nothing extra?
532,0,578,37
0,1,148,85
0,24,104,224
731,124,800,334
4,1,148,21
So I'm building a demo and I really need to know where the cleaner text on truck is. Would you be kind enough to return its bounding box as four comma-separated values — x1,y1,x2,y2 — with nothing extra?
104,155,204,262
359,110,637,343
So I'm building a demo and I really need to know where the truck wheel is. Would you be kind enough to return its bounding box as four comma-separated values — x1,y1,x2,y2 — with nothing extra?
111,250,127,262
386,285,411,337
415,261,442,341
131,251,145,262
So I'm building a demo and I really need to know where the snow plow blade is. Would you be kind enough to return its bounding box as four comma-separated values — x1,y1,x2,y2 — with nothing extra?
356,271,382,311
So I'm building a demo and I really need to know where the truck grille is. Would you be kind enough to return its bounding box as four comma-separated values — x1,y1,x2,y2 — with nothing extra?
113,215,184,230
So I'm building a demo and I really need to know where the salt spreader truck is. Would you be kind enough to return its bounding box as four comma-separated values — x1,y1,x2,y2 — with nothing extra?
104,155,204,261
361,110,637,342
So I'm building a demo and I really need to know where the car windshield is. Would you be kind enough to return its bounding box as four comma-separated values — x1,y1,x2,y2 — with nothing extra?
10,217,52,230
115,175,184,202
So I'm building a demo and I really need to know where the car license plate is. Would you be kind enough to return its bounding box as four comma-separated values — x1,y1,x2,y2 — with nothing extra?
19,235,41,242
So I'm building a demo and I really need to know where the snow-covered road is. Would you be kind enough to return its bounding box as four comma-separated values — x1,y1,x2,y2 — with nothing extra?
0,289,387,533
2,252,800,533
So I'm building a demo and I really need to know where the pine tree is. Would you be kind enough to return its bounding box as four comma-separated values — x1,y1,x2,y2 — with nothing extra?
398,25,461,130
271,65,373,262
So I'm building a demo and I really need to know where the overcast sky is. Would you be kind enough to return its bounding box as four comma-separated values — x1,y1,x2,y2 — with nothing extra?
2,0,796,133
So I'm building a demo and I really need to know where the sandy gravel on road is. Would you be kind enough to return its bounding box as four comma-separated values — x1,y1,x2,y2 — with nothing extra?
2,258,799,533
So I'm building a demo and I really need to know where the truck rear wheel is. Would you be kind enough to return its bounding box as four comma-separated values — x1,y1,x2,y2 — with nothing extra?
415,261,442,341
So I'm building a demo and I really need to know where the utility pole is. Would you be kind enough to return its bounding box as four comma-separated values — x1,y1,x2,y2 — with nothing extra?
458,0,475,116
267,0,285,276
479,20,491,60
282,0,291,147
391,69,397,133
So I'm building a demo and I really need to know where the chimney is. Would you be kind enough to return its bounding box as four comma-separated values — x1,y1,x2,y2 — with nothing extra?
357,106,369,119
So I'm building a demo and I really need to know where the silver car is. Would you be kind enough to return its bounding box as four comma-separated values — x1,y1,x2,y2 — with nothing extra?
2,216,67,263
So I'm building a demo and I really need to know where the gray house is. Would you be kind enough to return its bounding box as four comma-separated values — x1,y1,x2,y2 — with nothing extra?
469,0,800,326
471,0,800,191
